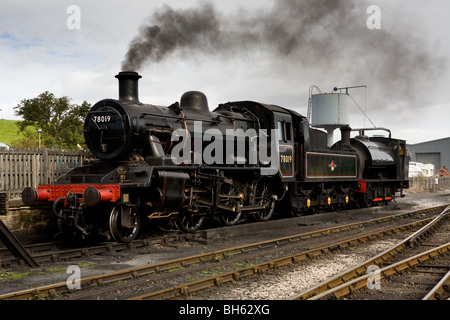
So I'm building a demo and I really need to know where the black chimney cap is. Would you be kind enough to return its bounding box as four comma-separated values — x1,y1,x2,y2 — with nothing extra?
115,71,142,103
115,71,142,79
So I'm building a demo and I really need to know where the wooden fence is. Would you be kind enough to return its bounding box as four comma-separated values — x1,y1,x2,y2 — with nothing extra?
0,148,88,200
2,146,449,201
409,176,450,192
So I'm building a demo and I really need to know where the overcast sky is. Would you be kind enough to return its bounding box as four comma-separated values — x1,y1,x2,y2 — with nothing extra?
1,0,449,144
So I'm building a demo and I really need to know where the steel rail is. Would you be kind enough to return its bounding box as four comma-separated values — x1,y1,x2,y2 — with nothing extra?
289,204,450,300
407,204,450,246
129,219,432,300
0,207,436,300
422,270,450,300
307,242,450,300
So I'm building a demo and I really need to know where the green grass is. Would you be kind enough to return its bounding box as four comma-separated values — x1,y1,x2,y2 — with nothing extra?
0,119,25,145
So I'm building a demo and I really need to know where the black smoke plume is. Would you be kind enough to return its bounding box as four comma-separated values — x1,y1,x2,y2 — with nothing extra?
122,1,363,70
121,3,222,71
121,0,443,110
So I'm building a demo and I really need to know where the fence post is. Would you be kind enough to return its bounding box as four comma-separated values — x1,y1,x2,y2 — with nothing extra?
0,153,3,191
43,147,49,185
32,149,37,190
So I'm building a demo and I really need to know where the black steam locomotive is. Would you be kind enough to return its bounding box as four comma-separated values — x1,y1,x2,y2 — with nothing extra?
22,72,409,242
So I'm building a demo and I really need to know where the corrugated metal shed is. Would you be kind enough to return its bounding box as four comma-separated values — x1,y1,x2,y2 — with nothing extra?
407,137,450,171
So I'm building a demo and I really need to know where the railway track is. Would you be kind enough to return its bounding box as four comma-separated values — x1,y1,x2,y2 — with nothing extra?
290,205,450,300
0,205,446,300
1,204,445,269
129,218,432,300
351,244,450,300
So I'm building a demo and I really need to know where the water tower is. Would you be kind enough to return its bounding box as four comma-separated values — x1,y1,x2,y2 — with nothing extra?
308,85,367,146
310,92,351,146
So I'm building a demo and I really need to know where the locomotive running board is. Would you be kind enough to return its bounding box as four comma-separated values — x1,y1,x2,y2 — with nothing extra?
0,219,38,268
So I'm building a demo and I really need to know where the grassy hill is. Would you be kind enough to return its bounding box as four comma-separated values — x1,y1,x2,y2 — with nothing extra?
0,119,25,146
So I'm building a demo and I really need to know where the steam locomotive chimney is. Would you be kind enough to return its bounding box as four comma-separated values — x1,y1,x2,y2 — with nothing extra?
115,71,142,103
340,125,352,147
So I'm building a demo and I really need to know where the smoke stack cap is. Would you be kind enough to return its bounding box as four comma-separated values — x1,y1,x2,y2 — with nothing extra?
115,71,142,103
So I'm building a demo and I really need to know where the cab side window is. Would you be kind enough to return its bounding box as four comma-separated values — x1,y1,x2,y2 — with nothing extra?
277,121,284,141
277,121,292,142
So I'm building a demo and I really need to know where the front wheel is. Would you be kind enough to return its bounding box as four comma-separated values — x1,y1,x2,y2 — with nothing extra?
109,203,141,243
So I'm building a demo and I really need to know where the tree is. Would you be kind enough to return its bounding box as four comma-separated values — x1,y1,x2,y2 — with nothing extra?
13,91,90,149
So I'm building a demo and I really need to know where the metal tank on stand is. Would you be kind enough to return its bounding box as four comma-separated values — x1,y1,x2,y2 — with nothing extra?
309,92,351,146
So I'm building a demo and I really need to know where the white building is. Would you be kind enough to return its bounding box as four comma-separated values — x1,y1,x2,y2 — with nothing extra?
408,161,435,177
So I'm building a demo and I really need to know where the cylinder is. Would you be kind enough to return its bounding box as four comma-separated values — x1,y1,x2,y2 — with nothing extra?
311,93,350,127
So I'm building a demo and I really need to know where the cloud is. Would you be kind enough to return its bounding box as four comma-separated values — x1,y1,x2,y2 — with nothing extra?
118,0,447,134
0,0,449,145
